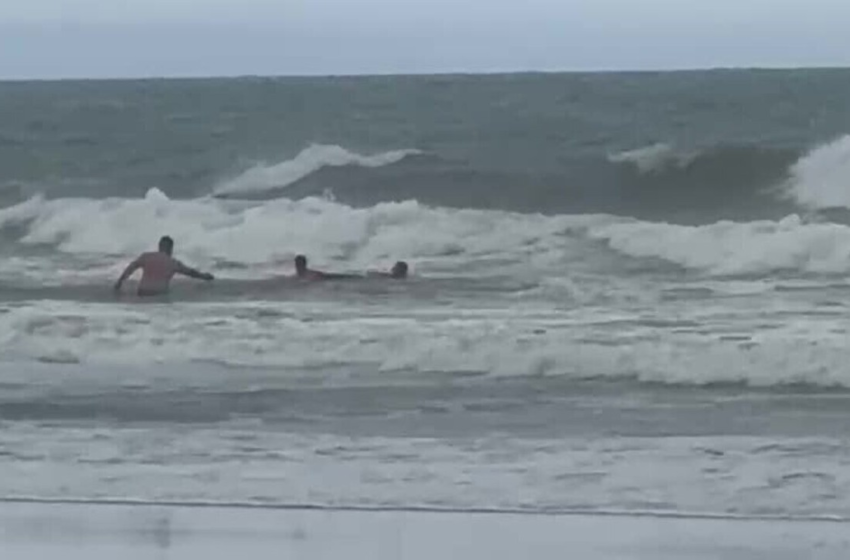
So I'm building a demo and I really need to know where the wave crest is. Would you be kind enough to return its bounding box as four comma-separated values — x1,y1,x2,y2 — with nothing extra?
607,143,696,174
586,214,850,276
784,135,850,210
5,186,850,280
0,188,584,279
213,144,420,197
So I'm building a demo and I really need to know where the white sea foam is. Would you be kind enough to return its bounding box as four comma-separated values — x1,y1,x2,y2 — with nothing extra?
5,188,850,281
586,214,850,275
785,135,850,209
0,188,599,280
213,144,420,196
2,298,849,387
3,183,850,389
2,425,849,518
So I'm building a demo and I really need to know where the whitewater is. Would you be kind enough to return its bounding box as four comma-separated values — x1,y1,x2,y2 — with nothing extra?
3,71,850,530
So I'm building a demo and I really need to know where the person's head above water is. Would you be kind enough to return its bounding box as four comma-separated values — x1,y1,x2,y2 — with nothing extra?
391,261,408,279
294,254,308,276
158,235,174,256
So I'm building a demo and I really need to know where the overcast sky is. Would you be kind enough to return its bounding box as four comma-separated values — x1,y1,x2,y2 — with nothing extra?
1,0,849,79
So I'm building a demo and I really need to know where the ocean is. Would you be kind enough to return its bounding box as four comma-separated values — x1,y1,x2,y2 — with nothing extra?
2,69,850,521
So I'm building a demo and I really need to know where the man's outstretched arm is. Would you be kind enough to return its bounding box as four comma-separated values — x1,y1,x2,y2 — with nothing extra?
113,258,142,292
175,261,214,281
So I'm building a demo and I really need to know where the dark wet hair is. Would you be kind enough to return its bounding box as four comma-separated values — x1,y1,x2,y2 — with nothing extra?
392,261,408,277
158,236,174,252
295,254,307,268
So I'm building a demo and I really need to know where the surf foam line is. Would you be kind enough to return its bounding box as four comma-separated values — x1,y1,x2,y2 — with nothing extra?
0,187,599,277
6,183,850,281
0,496,846,523
3,299,850,388
586,214,850,275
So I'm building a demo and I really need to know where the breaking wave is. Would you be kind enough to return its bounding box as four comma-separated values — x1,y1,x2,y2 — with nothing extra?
213,144,421,197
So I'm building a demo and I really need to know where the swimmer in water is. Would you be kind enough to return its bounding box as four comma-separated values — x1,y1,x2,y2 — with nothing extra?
113,235,214,296
388,261,408,279
293,254,359,280
368,261,409,279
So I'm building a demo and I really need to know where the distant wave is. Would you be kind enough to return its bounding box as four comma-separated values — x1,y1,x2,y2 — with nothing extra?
607,143,697,174
213,144,421,197
3,140,841,225
607,142,797,186
211,141,802,223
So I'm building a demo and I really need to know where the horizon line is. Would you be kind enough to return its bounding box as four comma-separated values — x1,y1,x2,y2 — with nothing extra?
1,64,849,84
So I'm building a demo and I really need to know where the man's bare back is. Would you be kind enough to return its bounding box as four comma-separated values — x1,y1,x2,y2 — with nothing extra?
113,236,213,296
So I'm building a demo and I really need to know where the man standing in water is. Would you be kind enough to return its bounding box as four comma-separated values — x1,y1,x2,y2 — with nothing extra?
113,236,214,296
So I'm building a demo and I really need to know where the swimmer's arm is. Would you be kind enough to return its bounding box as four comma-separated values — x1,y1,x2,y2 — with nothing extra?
318,267,363,280
175,261,214,281
113,257,142,292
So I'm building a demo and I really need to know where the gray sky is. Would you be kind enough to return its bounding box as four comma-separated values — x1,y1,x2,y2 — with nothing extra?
2,0,849,79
